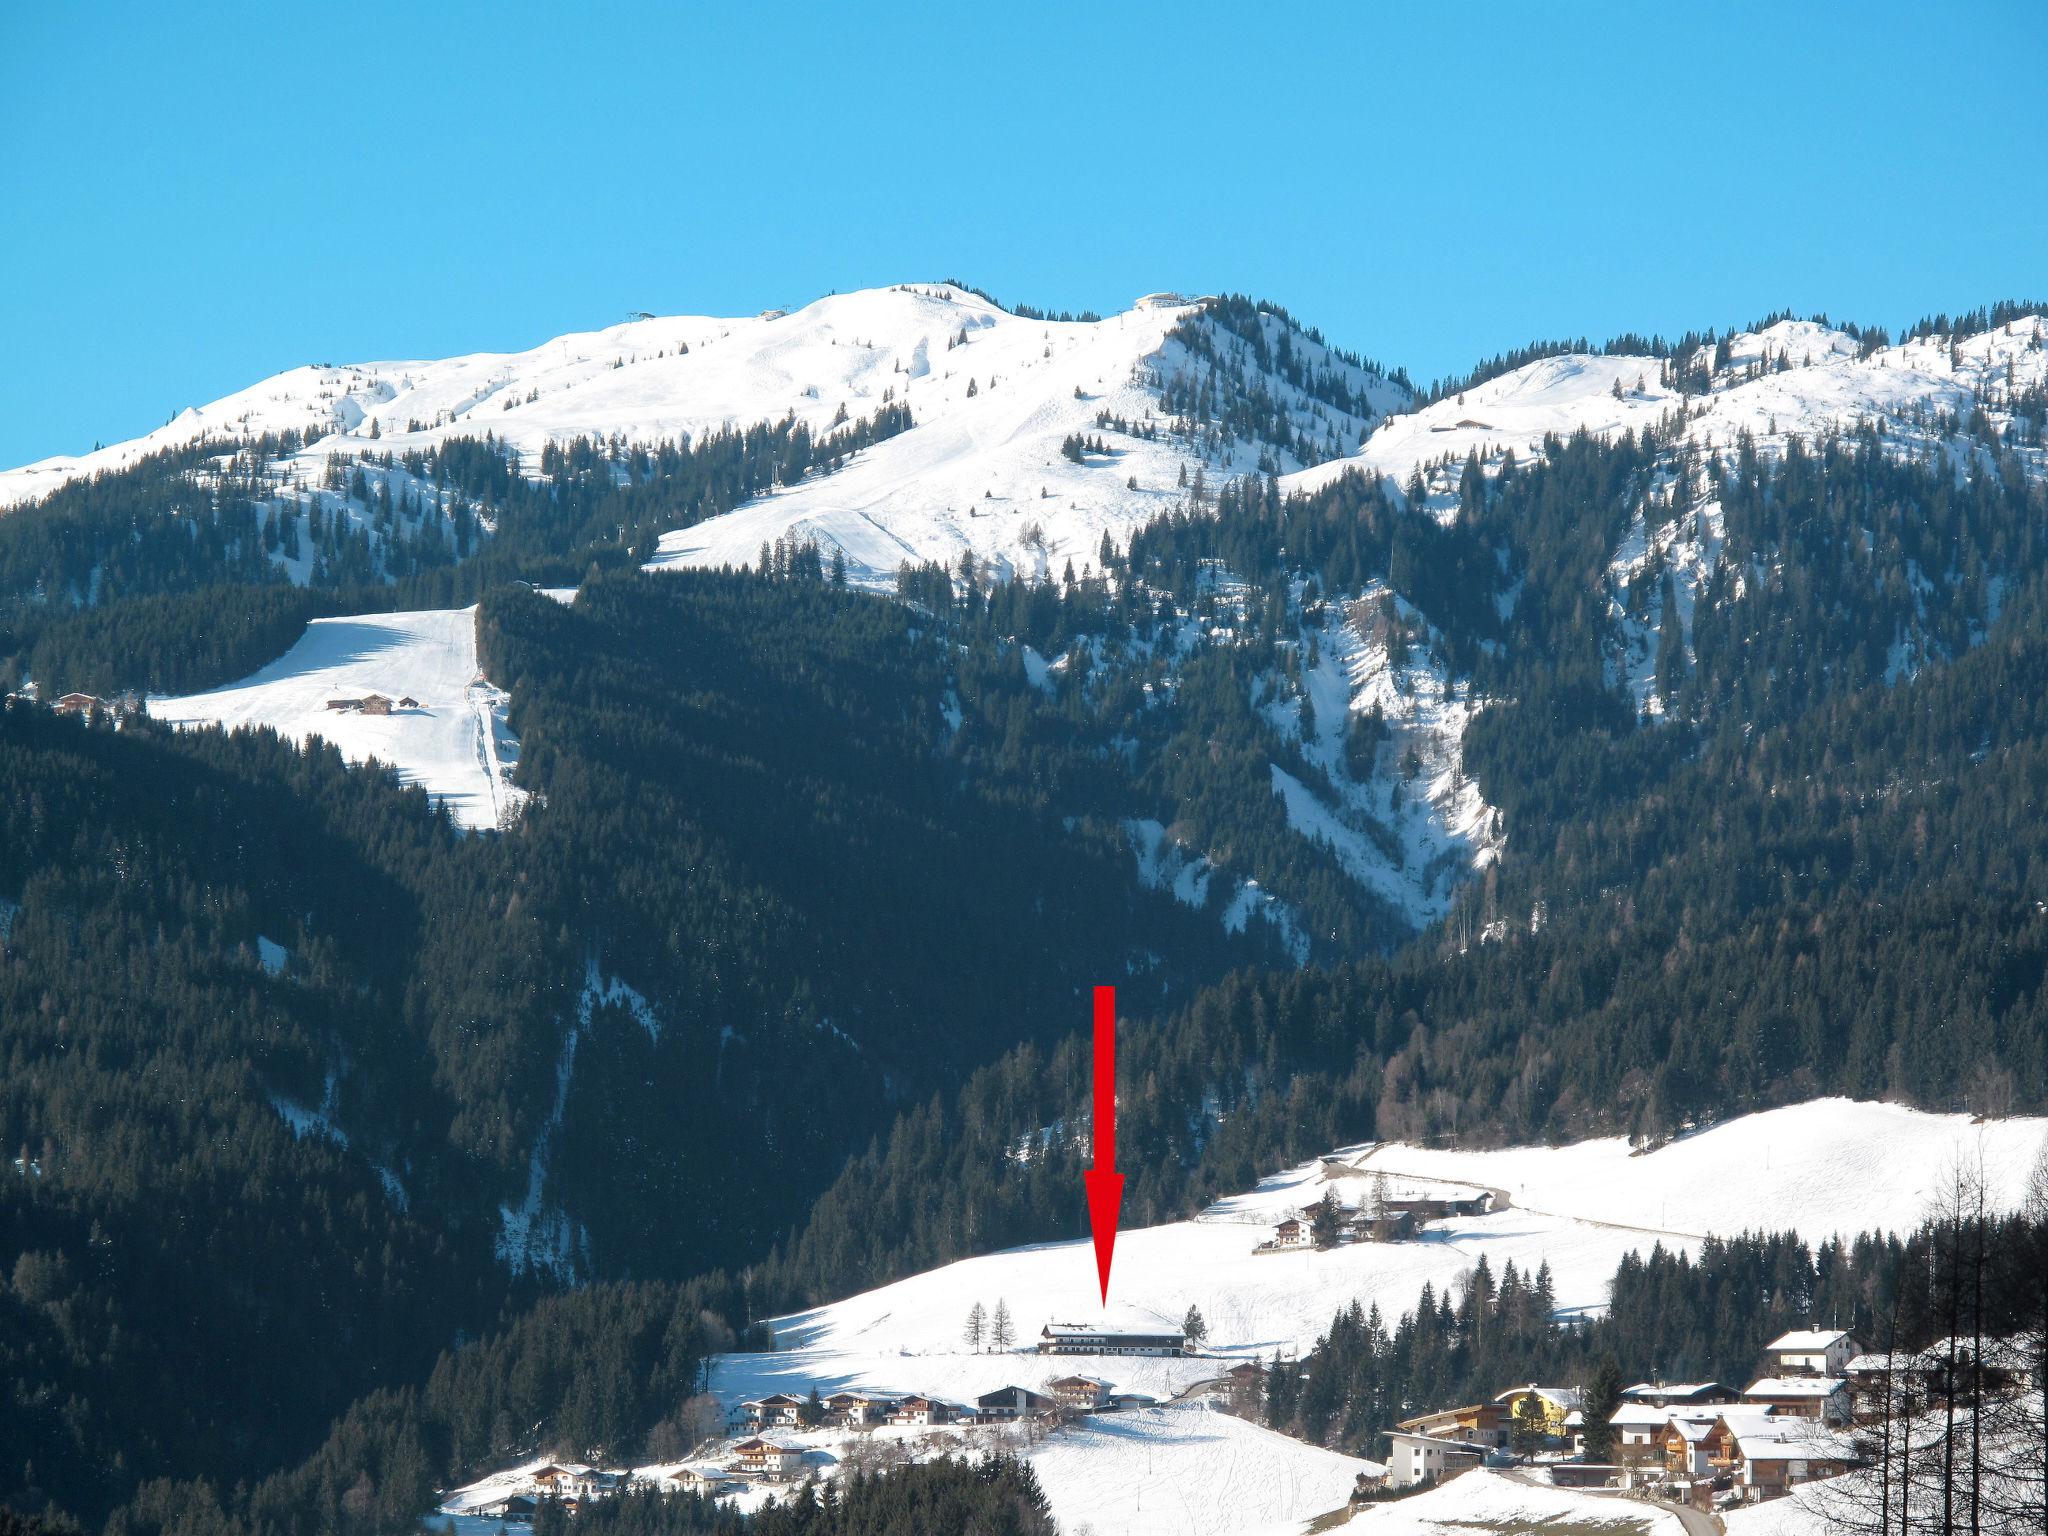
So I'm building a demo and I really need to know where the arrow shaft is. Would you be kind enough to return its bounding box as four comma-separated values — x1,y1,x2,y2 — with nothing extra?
1093,984,1115,1172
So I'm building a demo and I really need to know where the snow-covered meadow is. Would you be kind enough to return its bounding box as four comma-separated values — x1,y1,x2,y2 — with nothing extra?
148,606,524,830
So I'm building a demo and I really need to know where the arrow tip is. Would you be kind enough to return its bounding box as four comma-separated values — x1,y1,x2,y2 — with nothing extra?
1084,1167,1124,1304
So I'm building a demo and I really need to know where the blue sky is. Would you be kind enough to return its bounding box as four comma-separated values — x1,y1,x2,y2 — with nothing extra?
2,0,2042,468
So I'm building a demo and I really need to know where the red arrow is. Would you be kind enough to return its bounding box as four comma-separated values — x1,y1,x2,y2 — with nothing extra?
1083,984,1124,1304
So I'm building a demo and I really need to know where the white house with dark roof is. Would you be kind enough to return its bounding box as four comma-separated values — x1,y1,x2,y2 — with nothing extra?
1037,1305,1189,1357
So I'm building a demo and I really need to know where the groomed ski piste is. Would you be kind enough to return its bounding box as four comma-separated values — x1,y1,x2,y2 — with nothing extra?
148,606,524,831
431,1099,2045,1535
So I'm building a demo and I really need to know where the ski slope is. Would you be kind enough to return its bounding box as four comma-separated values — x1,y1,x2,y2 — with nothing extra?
148,606,524,830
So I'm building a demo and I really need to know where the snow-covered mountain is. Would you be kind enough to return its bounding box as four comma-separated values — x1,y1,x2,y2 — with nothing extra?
0,283,1408,584
1288,315,2048,510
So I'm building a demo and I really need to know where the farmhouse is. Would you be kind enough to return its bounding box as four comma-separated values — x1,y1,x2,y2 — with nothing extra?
975,1385,1055,1422
1038,1312,1188,1356
1383,1193,1491,1221
1706,1415,1857,1500
727,1438,803,1480
1047,1375,1110,1410
1270,1216,1312,1248
1765,1328,1862,1378
1383,1430,1485,1488
889,1396,953,1426
668,1468,736,1498
325,693,396,715
823,1391,895,1427
1396,1402,1505,1447
52,693,101,717
739,1393,803,1429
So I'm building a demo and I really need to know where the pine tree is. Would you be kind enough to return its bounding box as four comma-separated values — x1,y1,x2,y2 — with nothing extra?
1581,1357,1623,1461
965,1301,986,1351
992,1297,1014,1350
1183,1305,1208,1349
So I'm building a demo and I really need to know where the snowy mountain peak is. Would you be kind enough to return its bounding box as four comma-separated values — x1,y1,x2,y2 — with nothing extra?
1287,310,2048,517
0,282,1411,587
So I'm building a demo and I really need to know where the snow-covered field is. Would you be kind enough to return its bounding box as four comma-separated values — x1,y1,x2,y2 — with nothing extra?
1025,1404,1379,1536
1349,1098,2048,1243
439,1405,1380,1536
1333,1467,1685,1536
148,606,524,830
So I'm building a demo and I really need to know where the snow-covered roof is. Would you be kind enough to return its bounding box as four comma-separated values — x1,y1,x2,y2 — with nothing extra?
1768,1329,1853,1352
1746,1377,1846,1398
1733,1423,1856,1462
1494,1384,1584,1411
1042,1303,1183,1339
1609,1403,1674,1425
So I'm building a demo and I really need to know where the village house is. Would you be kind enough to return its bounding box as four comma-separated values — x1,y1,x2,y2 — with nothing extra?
1660,1416,1719,1479
976,1385,1054,1422
1764,1328,1862,1378
1705,1415,1856,1501
1383,1430,1485,1488
1047,1375,1111,1410
1742,1375,1850,1424
888,1395,953,1426
975,1385,1056,1422
823,1391,896,1427
1396,1401,1505,1447
1495,1384,1584,1444
739,1393,804,1429
1269,1216,1313,1249
668,1467,737,1498
727,1438,803,1481
1843,1336,2028,1422
1609,1401,1678,1458
52,693,101,718
1038,1315,1188,1357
